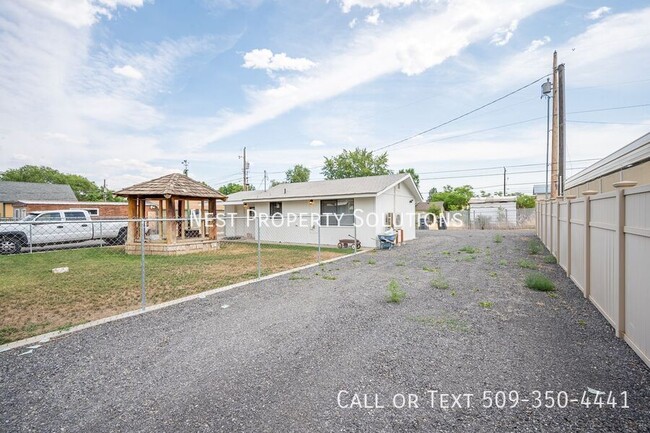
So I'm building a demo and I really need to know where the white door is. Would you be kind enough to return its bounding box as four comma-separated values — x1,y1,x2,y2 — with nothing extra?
32,211,65,244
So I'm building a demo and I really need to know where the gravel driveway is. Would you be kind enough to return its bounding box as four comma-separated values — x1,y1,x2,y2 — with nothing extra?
2,230,649,432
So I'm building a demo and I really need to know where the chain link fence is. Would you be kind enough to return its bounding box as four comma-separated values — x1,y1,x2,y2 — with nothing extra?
0,214,356,345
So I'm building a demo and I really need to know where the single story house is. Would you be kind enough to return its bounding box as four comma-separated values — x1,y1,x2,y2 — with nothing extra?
468,196,517,228
415,201,445,229
223,173,423,248
11,200,129,220
0,181,77,219
564,131,650,196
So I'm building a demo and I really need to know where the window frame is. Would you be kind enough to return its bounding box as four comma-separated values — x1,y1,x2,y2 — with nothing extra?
269,201,283,218
320,199,354,226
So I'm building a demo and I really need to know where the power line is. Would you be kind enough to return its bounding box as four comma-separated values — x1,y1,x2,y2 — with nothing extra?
417,158,598,176
568,103,650,115
420,167,588,181
568,120,650,126
373,73,552,152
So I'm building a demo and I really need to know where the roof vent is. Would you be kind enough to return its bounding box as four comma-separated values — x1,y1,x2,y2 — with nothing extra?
284,188,287,194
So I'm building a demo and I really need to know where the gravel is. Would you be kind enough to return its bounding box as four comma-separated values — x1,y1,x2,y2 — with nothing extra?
2,230,649,432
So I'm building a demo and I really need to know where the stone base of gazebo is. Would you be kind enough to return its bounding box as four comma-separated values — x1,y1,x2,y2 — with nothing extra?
124,239,220,256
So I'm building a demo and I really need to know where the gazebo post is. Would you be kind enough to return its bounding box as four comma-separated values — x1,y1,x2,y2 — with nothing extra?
177,199,185,239
166,197,176,244
200,200,206,238
127,198,137,244
208,199,217,240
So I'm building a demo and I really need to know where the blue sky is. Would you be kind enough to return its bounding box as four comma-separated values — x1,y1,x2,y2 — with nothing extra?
1,0,649,196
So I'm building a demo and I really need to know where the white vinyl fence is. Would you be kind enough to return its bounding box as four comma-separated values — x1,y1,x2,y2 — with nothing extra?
536,184,650,368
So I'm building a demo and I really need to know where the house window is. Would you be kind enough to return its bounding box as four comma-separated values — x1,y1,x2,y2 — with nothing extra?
270,202,282,218
320,199,354,226
395,213,402,226
385,212,394,227
247,206,256,218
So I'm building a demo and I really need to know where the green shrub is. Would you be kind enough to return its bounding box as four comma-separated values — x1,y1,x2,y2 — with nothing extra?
493,234,503,244
525,273,555,291
518,259,537,270
544,255,557,264
528,240,542,255
368,258,376,265
386,280,407,303
459,246,478,254
479,301,493,309
431,278,450,289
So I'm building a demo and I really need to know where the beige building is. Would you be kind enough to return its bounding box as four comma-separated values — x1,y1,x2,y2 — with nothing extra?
564,132,650,196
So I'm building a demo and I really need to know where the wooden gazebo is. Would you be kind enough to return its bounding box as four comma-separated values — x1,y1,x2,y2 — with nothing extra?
117,173,226,255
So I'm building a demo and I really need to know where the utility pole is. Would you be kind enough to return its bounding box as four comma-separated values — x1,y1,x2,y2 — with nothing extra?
551,51,559,198
503,167,506,196
241,147,249,191
103,179,107,201
181,160,189,176
263,170,268,191
558,63,566,196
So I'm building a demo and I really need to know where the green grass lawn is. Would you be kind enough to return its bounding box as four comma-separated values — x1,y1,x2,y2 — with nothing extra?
0,243,348,344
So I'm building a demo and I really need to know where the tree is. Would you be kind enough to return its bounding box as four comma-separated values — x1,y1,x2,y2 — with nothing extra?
322,147,390,180
398,168,420,188
270,179,282,187
0,165,123,201
428,184,474,211
218,182,244,195
516,194,536,209
285,164,310,183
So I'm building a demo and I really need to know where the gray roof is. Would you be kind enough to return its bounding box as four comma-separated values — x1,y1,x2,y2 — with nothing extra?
566,131,650,190
0,181,77,203
227,173,422,203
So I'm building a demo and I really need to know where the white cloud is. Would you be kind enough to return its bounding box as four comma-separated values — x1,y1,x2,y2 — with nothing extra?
490,19,518,46
242,48,316,72
349,17,358,28
309,139,326,147
586,6,611,20
22,0,145,28
112,64,143,79
525,35,550,52
339,0,420,14
198,0,562,146
365,9,381,25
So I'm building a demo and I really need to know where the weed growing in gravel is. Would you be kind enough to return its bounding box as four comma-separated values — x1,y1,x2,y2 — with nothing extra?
368,258,377,265
430,277,450,289
322,275,337,281
386,280,407,303
422,266,439,272
489,271,498,277
462,255,477,262
479,301,493,309
518,259,538,270
352,259,361,263
528,240,543,255
547,292,558,299
494,234,503,243
578,319,586,328
441,251,451,256
499,259,508,266
459,246,478,254
395,261,406,266
289,273,309,281
450,290,457,297
410,316,470,332
525,273,555,291
544,255,557,264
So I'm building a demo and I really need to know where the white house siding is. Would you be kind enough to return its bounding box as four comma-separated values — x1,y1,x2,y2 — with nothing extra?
375,184,417,241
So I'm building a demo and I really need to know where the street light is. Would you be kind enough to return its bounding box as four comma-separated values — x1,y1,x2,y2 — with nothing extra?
541,78,552,200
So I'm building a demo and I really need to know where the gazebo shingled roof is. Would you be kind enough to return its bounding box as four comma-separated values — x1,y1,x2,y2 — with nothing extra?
117,173,226,200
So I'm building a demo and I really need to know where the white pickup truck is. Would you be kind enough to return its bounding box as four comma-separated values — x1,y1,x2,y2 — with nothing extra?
0,209,128,254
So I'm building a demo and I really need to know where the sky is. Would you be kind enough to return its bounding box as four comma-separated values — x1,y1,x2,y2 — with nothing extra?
1,0,649,197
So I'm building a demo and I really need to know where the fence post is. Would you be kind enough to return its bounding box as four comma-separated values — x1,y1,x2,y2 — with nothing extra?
353,222,357,254
614,185,627,338
583,193,594,299
99,221,103,247
140,218,146,311
29,223,33,254
257,216,261,279
566,198,572,277
317,222,321,264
